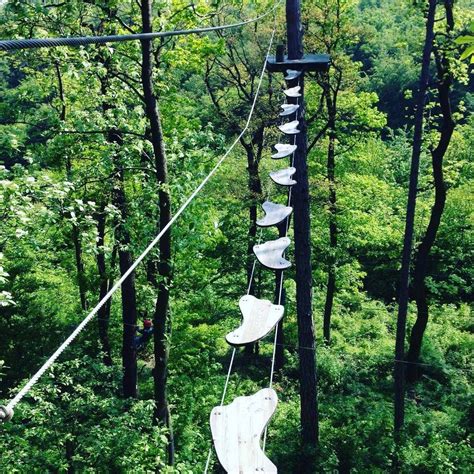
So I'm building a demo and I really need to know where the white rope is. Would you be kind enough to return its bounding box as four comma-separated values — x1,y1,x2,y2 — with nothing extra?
4,15,278,417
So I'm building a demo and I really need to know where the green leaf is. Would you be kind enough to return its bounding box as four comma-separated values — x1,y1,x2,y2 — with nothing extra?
460,44,474,60
454,35,474,45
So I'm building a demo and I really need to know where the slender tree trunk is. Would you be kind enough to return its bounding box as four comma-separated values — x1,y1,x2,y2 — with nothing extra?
97,62,139,394
394,0,437,434
56,63,88,313
95,206,113,366
323,76,337,344
274,221,287,372
242,132,263,356
71,227,88,312
65,438,74,474
406,7,455,382
287,0,319,455
110,147,138,398
140,0,174,464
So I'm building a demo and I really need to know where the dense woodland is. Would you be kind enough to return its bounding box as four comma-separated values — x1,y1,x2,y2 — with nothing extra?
0,0,472,472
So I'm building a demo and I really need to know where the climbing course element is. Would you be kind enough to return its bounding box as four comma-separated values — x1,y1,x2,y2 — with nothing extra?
257,201,293,228
226,295,284,346
210,388,278,473
278,120,300,135
279,103,300,116
284,69,302,80
283,85,301,97
271,143,297,159
270,167,297,187
254,237,291,270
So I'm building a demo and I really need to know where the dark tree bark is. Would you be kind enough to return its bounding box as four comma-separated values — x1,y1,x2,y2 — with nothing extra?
242,130,264,295
93,46,140,391
96,56,139,398
55,63,88,313
110,139,139,399
394,0,437,433
322,72,337,344
71,226,88,312
273,221,288,372
241,130,264,356
287,0,319,454
406,1,456,383
95,205,113,366
140,0,174,465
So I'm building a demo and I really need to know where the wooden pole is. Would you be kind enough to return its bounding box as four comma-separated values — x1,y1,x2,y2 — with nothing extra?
394,0,437,434
286,0,319,448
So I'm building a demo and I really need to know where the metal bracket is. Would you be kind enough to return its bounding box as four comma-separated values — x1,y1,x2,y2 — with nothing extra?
266,53,330,73
0,405,13,423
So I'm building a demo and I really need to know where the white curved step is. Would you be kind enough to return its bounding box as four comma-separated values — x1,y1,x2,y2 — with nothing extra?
226,295,284,346
279,103,300,116
283,85,301,97
278,120,300,135
271,143,297,159
253,237,291,270
285,69,302,81
257,201,293,228
210,388,278,473
270,167,296,187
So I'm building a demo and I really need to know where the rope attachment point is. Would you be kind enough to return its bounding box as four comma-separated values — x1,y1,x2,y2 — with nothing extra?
0,405,14,423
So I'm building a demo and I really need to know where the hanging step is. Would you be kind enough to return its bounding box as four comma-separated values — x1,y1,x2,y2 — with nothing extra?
278,120,300,135
270,167,296,187
254,237,291,270
226,295,284,346
210,388,278,473
283,85,301,97
257,201,293,228
271,143,297,159
285,69,302,81
279,103,300,116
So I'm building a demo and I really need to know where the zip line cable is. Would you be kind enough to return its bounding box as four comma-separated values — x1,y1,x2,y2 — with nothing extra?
0,17,278,425
0,1,281,52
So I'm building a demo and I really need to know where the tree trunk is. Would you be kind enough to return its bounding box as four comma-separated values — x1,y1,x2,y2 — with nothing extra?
406,8,455,382
274,222,287,372
71,226,88,312
394,0,437,433
287,0,319,454
242,132,263,356
111,147,138,398
323,75,337,344
140,0,174,465
97,60,139,396
95,205,113,366
57,63,88,314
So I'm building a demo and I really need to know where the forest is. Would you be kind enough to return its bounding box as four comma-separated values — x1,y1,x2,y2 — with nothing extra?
0,0,472,472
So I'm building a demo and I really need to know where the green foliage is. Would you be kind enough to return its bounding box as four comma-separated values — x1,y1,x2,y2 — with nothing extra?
455,21,474,63
0,0,472,472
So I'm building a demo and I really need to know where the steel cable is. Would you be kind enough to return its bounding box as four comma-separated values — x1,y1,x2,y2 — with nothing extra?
0,1,281,52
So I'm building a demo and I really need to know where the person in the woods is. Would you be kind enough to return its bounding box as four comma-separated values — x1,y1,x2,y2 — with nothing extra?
134,318,154,351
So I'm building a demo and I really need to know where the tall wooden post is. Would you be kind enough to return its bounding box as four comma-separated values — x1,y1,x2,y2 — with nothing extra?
286,0,319,447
